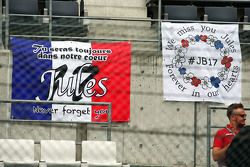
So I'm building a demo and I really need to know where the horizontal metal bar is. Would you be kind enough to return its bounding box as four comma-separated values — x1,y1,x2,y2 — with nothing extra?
211,126,224,128
9,22,44,26
8,35,250,45
208,106,250,110
33,141,95,145
162,0,250,2
10,35,158,42
8,14,250,25
0,119,109,124
162,19,250,25
240,43,250,45
0,99,111,106
8,14,158,22
79,16,158,22
0,119,128,125
8,14,46,17
208,106,227,110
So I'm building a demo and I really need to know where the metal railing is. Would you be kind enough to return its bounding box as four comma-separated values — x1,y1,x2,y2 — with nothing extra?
207,105,250,167
0,99,112,141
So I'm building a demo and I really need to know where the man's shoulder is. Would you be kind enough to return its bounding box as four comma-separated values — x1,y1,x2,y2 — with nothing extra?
215,127,228,135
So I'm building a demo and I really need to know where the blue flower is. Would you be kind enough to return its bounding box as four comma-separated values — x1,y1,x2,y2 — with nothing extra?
178,67,186,75
210,76,221,88
214,40,224,50
195,35,200,42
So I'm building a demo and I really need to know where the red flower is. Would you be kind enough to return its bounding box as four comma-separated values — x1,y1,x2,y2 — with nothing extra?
221,56,233,69
191,77,201,87
181,39,189,48
200,35,208,42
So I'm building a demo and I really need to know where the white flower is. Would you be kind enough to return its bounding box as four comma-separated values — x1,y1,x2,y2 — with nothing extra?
186,35,196,45
206,35,218,47
172,55,186,68
220,48,230,57
183,72,194,83
218,69,229,81
201,76,212,90
174,45,187,57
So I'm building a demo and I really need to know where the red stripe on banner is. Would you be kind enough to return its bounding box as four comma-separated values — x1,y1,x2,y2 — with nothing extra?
91,42,131,122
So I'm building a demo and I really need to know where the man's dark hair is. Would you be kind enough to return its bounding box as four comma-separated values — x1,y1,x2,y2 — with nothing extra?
227,103,244,119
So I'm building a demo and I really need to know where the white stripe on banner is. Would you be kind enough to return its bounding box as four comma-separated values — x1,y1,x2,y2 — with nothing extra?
162,23,242,104
51,41,92,122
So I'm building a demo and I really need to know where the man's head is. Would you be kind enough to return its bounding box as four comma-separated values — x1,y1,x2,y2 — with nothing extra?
227,103,246,128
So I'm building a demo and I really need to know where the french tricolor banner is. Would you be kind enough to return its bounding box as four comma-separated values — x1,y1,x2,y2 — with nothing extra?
10,37,131,122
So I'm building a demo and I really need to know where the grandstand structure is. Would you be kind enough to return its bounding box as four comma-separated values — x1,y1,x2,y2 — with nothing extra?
1,0,250,167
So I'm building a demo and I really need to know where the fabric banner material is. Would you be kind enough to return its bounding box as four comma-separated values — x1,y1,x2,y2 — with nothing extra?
162,23,242,104
11,37,131,122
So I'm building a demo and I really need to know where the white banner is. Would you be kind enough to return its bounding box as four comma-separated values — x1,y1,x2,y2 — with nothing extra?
162,23,242,104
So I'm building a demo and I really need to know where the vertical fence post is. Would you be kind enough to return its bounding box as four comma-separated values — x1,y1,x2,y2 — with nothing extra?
107,103,112,141
194,102,198,167
3,0,10,138
207,106,211,167
49,0,52,41
158,0,162,57
0,0,4,49
5,0,9,48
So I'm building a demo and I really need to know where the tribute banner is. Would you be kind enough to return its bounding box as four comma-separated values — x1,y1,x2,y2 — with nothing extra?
162,23,242,104
11,37,131,122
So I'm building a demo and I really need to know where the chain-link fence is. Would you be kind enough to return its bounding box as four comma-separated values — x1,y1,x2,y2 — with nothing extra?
1,0,250,167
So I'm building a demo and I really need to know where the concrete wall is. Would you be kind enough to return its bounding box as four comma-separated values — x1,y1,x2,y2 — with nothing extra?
84,0,250,167
84,0,196,166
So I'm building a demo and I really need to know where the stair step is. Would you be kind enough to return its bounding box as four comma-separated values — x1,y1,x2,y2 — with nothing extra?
85,6,147,18
88,26,157,39
132,42,160,48
132,48,159,55
87,19,152,28
86,39,159,51
84,0,146,8
132,41,159,50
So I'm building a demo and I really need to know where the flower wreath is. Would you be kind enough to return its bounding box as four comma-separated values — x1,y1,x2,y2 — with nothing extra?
171,34,233,90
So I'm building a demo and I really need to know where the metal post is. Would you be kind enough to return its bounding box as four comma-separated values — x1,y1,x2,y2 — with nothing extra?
158,0,162,57
207,106,211,167
107,103,112,141
194,102,198,167
3,0,10,138
76,123,87,161
49,0,52,41
0,0,4,49
5,0,9,48
7,43,12,138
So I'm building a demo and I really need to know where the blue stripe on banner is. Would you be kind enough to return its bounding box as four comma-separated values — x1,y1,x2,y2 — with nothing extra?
11,37,52,120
